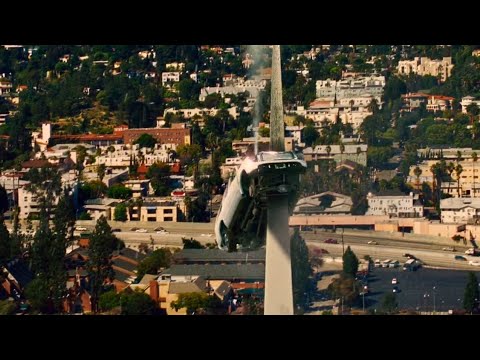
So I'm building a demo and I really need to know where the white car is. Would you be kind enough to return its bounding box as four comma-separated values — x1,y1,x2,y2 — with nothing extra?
367,241,378,245
201,233,212,237
469,260,480,266
391,278,398,285
156,230,169,235
75,226,87,231
135,229,148,233
215,151,306,250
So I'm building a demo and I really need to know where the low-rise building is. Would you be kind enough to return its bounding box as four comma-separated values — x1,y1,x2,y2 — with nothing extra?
303,144,368,166
460,96,480,114
397,57,454,82
294,192,353,215
84,198,124,221
161,72,180,87
366,191,423,218
440,197,480,224
124,179,152,198
139,200,178,222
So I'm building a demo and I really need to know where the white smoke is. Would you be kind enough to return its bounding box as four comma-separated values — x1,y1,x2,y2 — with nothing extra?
246,45,264,156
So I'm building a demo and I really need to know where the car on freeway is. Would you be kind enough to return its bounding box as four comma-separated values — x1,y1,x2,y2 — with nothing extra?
442,247,456,252
214,151,306,250
135,229,148,233
367,241,378,245
392,278,398,285
324,238,338,244
455,255,467,261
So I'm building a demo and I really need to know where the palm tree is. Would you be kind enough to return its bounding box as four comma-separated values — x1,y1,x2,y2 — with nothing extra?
447,162,455,197
455,164,463,197
356,146,362,165
473,152,478,197
339,143,345,164
413,166,422,191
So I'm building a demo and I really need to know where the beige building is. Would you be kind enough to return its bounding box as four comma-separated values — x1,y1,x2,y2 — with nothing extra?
397,57,454,82
303,144,368,166
220,157,244,180
18,186,59,220
440,197,480,224
139,200,177,222
460,96,480,113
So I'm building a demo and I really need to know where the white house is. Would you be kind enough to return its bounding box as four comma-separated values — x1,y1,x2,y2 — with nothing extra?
366,192,423,218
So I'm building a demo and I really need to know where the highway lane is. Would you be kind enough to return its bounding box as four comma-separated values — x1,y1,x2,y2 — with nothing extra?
308,240,480,271
301,231,470,253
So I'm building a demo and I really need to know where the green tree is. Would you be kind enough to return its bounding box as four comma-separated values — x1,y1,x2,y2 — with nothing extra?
182,237,205,249
120,290,157,315
0,215,11,264
303,125,319,147
327,274,360,306
467,103,480,117
342,246,359,278
24,278,50,313
98,290,120,312
381,293,398,314
291,228,312,310
147,162,172,196
97,164,106,182
137,248,173,278
413,166,422,190
463,271,480,314
134,133,157,148
0,185,8,214
79,211,92,220
107,184,132,199
87,215,119,313
0,300,16,315
170,292,216,315
114,203,128,221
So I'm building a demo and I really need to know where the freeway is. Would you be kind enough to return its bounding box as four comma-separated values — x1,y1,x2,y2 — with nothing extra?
301,231,470,253
307,239,480,271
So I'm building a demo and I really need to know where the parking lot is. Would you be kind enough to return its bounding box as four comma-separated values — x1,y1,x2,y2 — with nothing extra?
365,267,475,312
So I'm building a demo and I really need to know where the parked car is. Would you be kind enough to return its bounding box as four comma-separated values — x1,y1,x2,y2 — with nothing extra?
469,260,480,266
135,229,148,233
391,278,398,285
111,228,122,232
367,241,378,245
324,238,338,244
455,255,467,261
154,227,165,232
403,253,415,259
392,286,400,293
75,226,87,231
156,230,169,234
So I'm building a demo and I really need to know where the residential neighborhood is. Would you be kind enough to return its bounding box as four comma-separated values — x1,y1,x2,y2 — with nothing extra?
2,44,480,316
